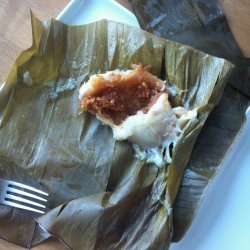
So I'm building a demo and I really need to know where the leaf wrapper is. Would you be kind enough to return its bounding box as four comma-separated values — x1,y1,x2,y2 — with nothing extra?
128,0,250,241
129,0,250,96
0,14,233,249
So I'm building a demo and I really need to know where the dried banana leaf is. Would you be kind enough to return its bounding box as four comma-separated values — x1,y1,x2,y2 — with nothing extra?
172,85,250,240
128,0,250,241
129,0,250,96
0,14,233,249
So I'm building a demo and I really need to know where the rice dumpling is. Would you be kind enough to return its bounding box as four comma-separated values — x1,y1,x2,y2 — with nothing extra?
79,64,197,166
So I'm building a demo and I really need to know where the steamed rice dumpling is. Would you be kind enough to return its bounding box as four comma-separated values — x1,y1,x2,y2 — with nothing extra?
79,64,197,166
79,64,164,126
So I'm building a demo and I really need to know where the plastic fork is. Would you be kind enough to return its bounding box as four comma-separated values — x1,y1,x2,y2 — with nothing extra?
0,179,49,214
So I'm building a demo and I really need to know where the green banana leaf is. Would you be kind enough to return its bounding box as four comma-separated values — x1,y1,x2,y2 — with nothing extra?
128,0,250,97
0,14,233,249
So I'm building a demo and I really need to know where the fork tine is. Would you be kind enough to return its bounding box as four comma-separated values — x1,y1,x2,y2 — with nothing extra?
8,181,49,196
7,187,48,202
5,193,46,208
3,200,45,214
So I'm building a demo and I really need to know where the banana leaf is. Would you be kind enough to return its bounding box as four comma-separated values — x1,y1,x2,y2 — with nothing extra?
128,0,250,241
0,14,233,249
128,0,250,96
172,85,250,240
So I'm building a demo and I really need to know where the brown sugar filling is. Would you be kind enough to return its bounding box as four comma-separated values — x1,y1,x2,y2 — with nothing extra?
80,71,165,125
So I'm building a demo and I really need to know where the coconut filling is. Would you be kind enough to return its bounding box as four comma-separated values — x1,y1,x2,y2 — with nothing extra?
79,67,197,166
79,67,165,126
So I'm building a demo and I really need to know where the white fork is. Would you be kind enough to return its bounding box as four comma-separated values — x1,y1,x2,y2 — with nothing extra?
0,179,49,214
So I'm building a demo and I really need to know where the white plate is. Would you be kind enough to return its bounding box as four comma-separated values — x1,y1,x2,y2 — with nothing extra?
57,0,139,27
57,1,250,249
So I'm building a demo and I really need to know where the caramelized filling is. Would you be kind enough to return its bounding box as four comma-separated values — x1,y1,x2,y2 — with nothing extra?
80,66,165,125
